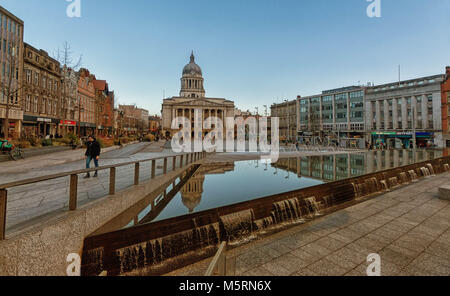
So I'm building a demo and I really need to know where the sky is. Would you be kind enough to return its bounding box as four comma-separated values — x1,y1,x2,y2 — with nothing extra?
1,0,450,115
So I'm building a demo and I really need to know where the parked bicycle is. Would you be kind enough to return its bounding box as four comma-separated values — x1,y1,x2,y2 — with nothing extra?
0,139,25,161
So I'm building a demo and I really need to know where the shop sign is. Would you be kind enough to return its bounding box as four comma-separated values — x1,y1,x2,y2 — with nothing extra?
37,118,52,123
60,120,77,126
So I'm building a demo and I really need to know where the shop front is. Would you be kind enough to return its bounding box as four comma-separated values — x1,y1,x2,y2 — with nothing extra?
59,120,77,136
80,122,96,137
22,115,59,138
0,107,23,139
371,132,434,149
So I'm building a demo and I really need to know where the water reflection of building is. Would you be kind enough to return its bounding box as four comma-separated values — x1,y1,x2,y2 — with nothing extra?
272,150,443,182
180,163,234,213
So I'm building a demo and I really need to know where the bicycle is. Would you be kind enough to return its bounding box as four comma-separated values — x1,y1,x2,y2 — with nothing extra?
9,146,25,161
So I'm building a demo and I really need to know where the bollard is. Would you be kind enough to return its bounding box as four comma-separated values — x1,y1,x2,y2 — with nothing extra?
134,163,140,185
151,159,156,179
69,174,78,211
163,158,168,174
0,189,7,240
109,167,116,195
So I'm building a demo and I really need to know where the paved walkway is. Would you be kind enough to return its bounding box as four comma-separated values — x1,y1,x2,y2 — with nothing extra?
168,172,450,276
1,141,182,234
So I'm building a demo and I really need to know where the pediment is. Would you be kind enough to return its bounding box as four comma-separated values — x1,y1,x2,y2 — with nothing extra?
179,99,229,107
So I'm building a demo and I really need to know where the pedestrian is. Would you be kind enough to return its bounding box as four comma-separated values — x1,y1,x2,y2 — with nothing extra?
84,135,101,178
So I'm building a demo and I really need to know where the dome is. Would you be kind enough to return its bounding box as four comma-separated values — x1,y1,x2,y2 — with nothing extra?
182,51,202,76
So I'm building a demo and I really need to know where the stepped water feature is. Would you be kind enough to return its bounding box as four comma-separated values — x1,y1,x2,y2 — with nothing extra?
389,177,399,188
408,170,418,182
79,153,450,276
399,172,409,184
270,198,304,225
420,167,431,177
219,209,255,244
426,164,435,175
380,180,390,191
304,196,322,217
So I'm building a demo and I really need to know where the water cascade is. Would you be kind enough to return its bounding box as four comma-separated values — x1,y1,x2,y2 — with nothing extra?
380,180,390,191
271,198,304,224
113,223,219,275
408,170,418,182
444,164,450,172
426,164,435,175
420,167,431,177
399,172,409,184
220,209,255,243
304,196,322,217
388,177,399,188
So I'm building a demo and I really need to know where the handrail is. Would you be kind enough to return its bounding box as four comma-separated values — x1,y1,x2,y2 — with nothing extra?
0,152,200,190
205,241,228,276
0,151,207,240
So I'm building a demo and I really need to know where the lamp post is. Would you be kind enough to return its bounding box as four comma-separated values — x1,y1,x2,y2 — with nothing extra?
285,99,290,142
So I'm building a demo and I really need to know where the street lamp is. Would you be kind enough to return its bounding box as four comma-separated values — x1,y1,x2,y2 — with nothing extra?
285,99,290,143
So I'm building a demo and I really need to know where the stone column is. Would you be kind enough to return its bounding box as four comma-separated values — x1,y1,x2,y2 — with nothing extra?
392,98,398,130
401,97,408,130
384,100,390,130
412,97,418,130
375,100,381,130
421,95,428,129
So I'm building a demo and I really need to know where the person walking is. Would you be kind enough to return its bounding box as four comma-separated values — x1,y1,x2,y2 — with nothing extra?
84,135,101,178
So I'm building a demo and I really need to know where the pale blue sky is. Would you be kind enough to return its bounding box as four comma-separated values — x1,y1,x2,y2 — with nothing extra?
2,0,450,115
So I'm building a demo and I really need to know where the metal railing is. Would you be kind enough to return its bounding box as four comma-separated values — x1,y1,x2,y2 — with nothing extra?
0,151,207,240
205,241,235,276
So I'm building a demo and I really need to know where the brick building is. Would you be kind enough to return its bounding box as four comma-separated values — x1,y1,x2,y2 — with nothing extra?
441,66,450,148
76,68,96,136
93,80,114,136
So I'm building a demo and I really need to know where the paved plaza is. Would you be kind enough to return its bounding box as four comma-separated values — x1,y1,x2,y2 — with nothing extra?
168,172,450,276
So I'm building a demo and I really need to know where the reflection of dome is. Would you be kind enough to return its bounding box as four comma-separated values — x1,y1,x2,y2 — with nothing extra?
182,52,202,76
181,173,205,213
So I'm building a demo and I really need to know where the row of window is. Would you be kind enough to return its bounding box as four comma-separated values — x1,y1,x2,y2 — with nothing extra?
0,12,21,37
24,95,58,116
25,69,59,91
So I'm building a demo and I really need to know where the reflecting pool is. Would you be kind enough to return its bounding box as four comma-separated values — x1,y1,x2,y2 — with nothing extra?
121,149,446,228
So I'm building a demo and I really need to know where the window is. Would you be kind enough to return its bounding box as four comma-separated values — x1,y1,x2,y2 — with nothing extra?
26,95,31,111
26,70,31,83
34,97,38,113
34,73,39,85
48,100,52,115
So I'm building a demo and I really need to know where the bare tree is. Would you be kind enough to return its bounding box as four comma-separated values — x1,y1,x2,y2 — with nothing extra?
54,42,82,70
54,42,82,136
0,42,25,138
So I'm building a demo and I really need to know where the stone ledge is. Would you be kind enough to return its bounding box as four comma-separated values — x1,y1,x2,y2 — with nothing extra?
438,185,450,201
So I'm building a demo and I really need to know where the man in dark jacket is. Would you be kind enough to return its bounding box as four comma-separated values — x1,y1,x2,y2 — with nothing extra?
85,135,101,178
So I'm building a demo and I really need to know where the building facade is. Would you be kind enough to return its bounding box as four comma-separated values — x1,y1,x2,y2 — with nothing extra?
59,66,79,135
148,115,161,135
441,67,450,148
22,43,61,138
119,104,149,135
161,52,235,139
76,68,97,136
365,75,444,148
297,86,366,147
93,80,114,136
271,100,297,142
0,5,24,138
